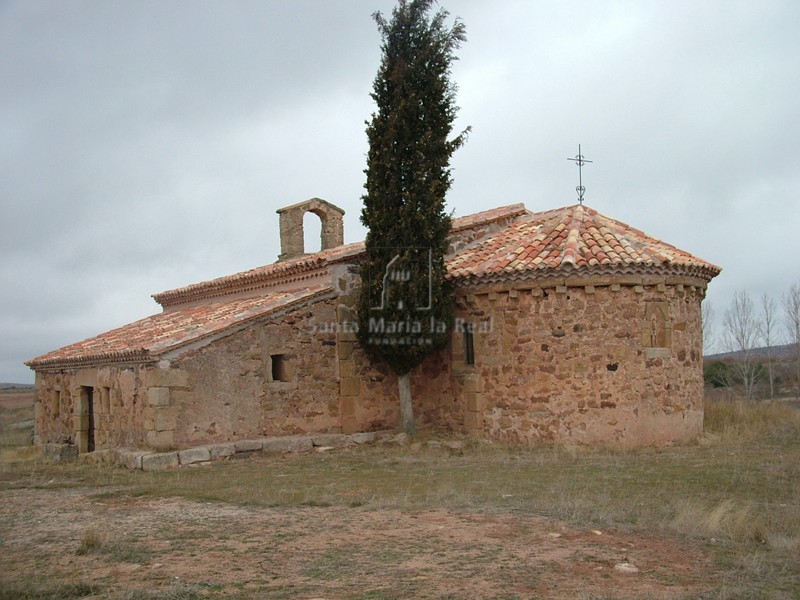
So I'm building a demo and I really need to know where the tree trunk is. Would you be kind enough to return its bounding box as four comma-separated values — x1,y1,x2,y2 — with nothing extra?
398,372,416,435
767,350,774,398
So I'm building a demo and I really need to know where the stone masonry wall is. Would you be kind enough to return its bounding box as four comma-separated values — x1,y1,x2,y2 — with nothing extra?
33,272,708,453
171,297,342,448
330,264,403,433
277,198,344,261
33,366,147,452
456,279,706,447
329,262,457,434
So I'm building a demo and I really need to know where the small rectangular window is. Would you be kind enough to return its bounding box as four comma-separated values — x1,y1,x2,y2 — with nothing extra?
271,354,289,382
463,324,475,366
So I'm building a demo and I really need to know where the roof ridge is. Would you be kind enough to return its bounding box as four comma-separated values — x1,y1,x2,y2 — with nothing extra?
27,285,335,370
560,204,584,268
154,203,530,308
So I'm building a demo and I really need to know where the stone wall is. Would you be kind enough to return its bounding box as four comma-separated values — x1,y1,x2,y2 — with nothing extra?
33,366,147,451
33,271,709,453
329,260,474,435
171,297,343,447
454,278,706,447
330,264,402,433
277,198,345,261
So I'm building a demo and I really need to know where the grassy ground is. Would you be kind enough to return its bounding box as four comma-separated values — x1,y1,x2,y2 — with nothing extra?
1,394,799,599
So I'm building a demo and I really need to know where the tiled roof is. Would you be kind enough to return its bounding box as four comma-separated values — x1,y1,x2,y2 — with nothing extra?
26,285,333,370
153,204,528,308
446,204,721,284
152,242,362,308
451,203,527,232
27,202,721,371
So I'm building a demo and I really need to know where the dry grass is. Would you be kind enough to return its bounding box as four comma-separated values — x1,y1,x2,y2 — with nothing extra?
74,528,104,555
704,396,800,441
1,396,799,598
0,394,34,447
73,527,152,563
0,580,100,600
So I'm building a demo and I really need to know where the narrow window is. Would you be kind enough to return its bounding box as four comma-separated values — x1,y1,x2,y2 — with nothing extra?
50,389,60,416
271,354,289,382
82,386,95,453
463,324,475,366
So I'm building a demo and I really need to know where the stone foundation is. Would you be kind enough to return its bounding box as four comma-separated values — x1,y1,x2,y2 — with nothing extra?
67,430,390,471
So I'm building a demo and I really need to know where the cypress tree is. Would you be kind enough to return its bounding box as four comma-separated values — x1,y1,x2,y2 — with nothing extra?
357,0,469,434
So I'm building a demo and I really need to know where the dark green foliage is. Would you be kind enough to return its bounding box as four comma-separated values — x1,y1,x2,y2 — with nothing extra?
704,361,732,388
705,360,774,392
358,0,469,375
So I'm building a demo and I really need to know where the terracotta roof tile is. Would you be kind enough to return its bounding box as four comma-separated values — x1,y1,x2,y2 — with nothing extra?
26,285,333,370
446,204,721,283
28,202,721,370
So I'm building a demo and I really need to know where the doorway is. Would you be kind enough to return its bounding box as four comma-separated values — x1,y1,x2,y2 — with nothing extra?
82,386,95,452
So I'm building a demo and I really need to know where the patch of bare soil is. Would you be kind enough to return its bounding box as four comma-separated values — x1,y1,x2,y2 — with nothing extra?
0,487,716,599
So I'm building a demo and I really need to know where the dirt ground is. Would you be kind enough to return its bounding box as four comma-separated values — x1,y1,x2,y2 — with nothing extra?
0,485,715,599
0,391,718,598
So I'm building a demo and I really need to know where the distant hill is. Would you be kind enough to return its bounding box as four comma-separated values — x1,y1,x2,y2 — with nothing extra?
706,343,797,361
0,383,35,391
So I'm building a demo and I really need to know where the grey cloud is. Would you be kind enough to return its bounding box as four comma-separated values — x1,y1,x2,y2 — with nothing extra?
2,0,798,382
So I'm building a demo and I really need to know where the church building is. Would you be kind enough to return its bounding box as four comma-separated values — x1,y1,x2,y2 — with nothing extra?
27,198,720,453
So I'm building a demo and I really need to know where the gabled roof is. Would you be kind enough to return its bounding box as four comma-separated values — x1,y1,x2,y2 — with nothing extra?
26,285,333,370
446,204,721,284
27,202,720,371
152,203,528,308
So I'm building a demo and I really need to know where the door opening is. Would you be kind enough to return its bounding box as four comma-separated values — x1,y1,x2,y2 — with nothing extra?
82,386,95,452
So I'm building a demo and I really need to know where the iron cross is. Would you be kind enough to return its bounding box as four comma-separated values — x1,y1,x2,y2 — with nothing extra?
567,144,592,205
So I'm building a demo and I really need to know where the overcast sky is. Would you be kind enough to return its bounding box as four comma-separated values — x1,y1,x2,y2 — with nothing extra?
2,0,798,383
